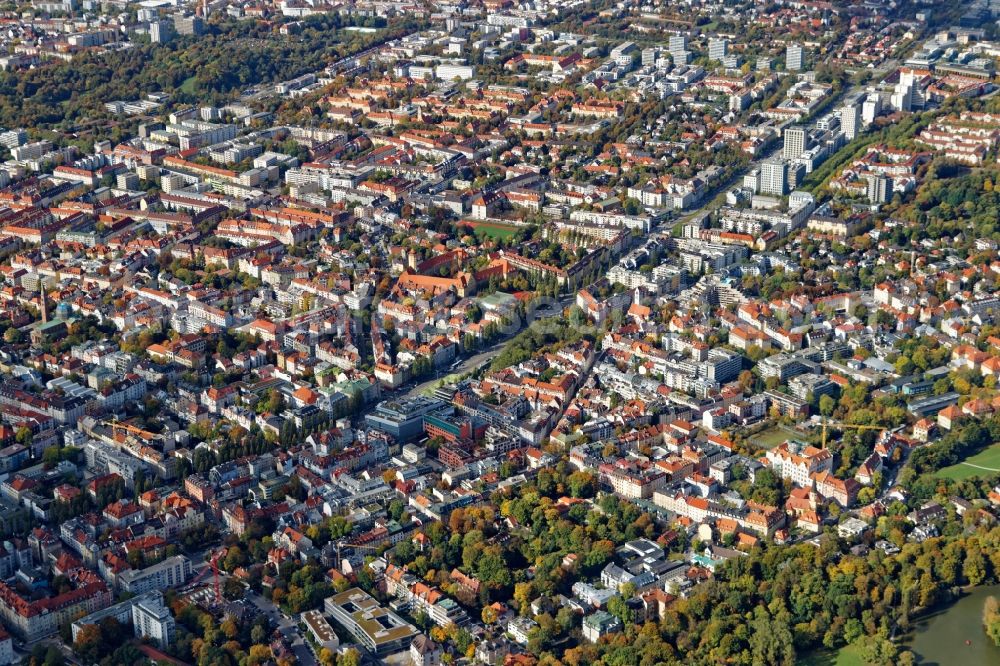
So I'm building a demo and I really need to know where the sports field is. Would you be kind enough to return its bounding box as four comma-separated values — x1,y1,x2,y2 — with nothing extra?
936,443,1000,480
461,221,520,240
751,425,800,449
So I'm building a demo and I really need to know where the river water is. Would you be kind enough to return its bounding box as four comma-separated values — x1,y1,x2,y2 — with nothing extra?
903,584,1000,665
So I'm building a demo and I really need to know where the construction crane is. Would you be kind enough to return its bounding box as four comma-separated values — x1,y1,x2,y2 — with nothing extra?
108,419,162,441
209,547,226,606
334,540,385,572
187,547,227,606
97,419,173,471
820,417,886,449
105,419,167,457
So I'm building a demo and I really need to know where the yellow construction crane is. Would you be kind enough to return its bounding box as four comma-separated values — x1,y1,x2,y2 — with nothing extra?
820,417,886,449
107,419,162,442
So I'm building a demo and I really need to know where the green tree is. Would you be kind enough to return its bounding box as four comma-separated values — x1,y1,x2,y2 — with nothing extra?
984,595,1000,647
72,623,102,663
607,595,633,624
337,647,361,666
819,394,836,417
567,471,596,498
965,547,987,586
749,606,795,665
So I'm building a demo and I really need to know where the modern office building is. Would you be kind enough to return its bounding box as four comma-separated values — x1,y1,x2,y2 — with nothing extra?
840,101,861,140
364,396,445,442
782,126,808,160
325,588,418,657
173,13,203,36
302,609,340,651
150,20,172,44
669,34,690,64
862,93,882,125
668,34,687,56
760,159,789,196
708,38,728,61
786,43,804,71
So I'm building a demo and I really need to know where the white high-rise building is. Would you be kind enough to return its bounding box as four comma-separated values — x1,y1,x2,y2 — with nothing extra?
669,34,689,64
783,126,808,160
0,129,26,149
760,159,789,196
786,43,804,71
840,102,861,140
150,20,172,44
897,70,925,109
132,594,176,647
862,92,882,125
891,80,913,112
709,38,728,61
866,175,890,204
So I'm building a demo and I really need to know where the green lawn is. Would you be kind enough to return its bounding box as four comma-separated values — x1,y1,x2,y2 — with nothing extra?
471,223,519,240
936,442,1000,480
751,425,799,450
800,643,866,666
179,76,198,94
423,373,461,394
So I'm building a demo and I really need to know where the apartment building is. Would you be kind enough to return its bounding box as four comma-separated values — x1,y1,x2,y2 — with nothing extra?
765,442,833,486
117,555,192,594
